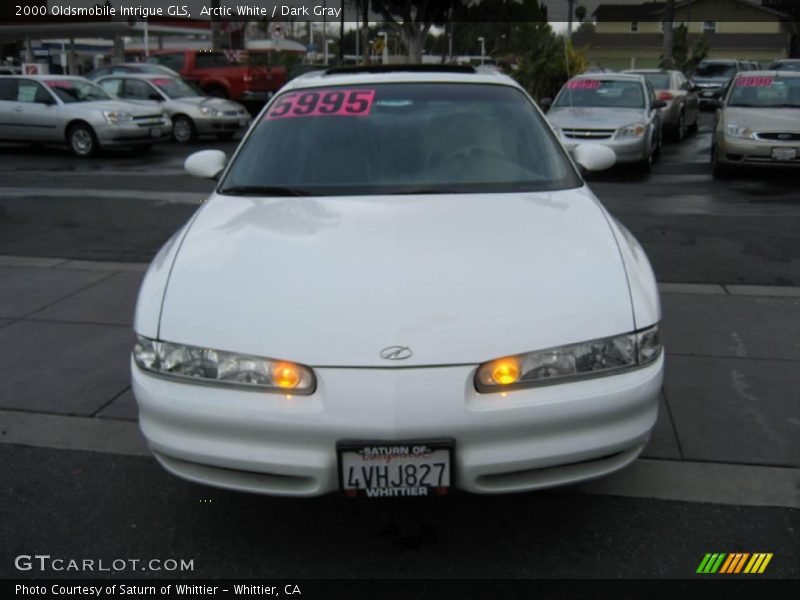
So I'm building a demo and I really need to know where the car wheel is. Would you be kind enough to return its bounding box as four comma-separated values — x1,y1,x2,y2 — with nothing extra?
688,113,699,134
173,116,196,144
67,123,97,158
637,148,653,173
673,111,685,143
652,131,661,161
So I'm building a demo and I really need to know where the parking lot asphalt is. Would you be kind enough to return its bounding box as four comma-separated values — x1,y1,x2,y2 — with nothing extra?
1,111,798,580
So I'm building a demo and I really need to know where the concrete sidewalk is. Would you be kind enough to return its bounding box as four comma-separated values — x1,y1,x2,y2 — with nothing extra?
1,255,798,504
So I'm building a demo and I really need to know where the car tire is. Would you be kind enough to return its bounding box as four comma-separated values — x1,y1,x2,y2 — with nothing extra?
173,115,196,144
688,113,699,134
637,151,653,173
651,132,661,161
672,111,685,143
67,122,98,158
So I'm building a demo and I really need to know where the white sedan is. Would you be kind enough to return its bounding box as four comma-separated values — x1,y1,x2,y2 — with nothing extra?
132,67,663,497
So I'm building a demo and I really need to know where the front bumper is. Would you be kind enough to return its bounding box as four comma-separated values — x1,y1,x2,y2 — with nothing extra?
94,120,173,146
698,88,724,106
132,353,663,497
716,135,800,167
193,114,251,136
563,136,649,164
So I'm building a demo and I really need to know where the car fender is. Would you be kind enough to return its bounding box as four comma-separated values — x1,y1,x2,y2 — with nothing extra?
133,210,202,338
603,213,661,329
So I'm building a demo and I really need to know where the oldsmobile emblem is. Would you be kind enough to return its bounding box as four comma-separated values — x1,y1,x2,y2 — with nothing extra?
379,346,413,360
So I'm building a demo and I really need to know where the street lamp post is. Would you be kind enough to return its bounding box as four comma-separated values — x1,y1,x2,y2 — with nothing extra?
324,39,333,65
477,36,485,65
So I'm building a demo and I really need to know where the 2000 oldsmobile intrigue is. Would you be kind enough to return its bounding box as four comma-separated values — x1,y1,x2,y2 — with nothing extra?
132,66,663,497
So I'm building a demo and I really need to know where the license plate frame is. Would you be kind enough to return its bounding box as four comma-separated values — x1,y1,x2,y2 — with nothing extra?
771,147,796,161
337,439,454,498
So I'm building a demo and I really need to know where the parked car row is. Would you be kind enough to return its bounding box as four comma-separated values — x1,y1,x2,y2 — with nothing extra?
0,73,251,156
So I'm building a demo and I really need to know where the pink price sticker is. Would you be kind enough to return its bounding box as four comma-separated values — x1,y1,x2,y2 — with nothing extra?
265,89,376,120
152,78,173,86
736,76,774,87
45,80,72,88
567,79,602,90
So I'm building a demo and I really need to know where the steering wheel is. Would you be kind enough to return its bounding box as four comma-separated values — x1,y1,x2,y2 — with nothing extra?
437,145,507,166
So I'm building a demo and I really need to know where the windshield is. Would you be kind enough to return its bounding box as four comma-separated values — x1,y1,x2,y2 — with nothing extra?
694,63,736,79
219,83,580,196
727,75,800,108
152,77,200,98
45,79,110,103
553,79,644,108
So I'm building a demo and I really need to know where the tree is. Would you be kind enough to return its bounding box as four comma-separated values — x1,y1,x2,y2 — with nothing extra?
575,4,587,22
505,19,588,100
671,23,709,73
371,0,456,62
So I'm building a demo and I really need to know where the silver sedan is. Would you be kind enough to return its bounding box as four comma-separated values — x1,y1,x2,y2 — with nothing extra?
0,75,172,156
542,74,666,172
97,75,251,143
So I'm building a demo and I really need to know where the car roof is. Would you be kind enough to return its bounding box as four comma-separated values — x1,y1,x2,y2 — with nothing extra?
281,65,520,93
623,69,673,74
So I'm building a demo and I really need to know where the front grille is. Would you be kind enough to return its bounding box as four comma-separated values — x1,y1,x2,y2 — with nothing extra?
755,132,800,141
562,128,615,140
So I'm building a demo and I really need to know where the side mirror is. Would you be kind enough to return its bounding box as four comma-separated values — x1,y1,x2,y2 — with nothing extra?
184,150,227,179
651,99,667,109
573,144,616,172
540,97,553,111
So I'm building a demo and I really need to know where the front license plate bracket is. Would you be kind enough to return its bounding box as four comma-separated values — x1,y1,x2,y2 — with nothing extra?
337,439,455,498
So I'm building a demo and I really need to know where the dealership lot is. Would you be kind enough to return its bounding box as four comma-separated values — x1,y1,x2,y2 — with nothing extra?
1,113,798,578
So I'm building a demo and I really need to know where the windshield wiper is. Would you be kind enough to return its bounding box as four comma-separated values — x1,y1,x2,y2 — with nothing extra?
218,186,312,197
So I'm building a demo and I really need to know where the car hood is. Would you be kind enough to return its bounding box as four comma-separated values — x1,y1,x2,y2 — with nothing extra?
722,107,800,132
159,188,634,367
546,107,645,130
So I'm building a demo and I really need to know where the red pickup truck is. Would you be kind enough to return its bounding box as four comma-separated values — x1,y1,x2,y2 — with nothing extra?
145,50,286,103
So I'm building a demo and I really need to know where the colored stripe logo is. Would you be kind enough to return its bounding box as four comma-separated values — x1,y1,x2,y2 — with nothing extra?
696,553,773,574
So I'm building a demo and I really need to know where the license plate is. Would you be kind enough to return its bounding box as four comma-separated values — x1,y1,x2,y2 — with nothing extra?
149,127,162,138
702,91,714,97
338,440,453,498
771,147,796,161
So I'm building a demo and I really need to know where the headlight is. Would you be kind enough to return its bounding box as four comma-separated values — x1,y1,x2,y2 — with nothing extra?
475,325,661,392
724,124,755,140
199,106,223,117
103,110,133,125
133,336,316,395
616,123,646,139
